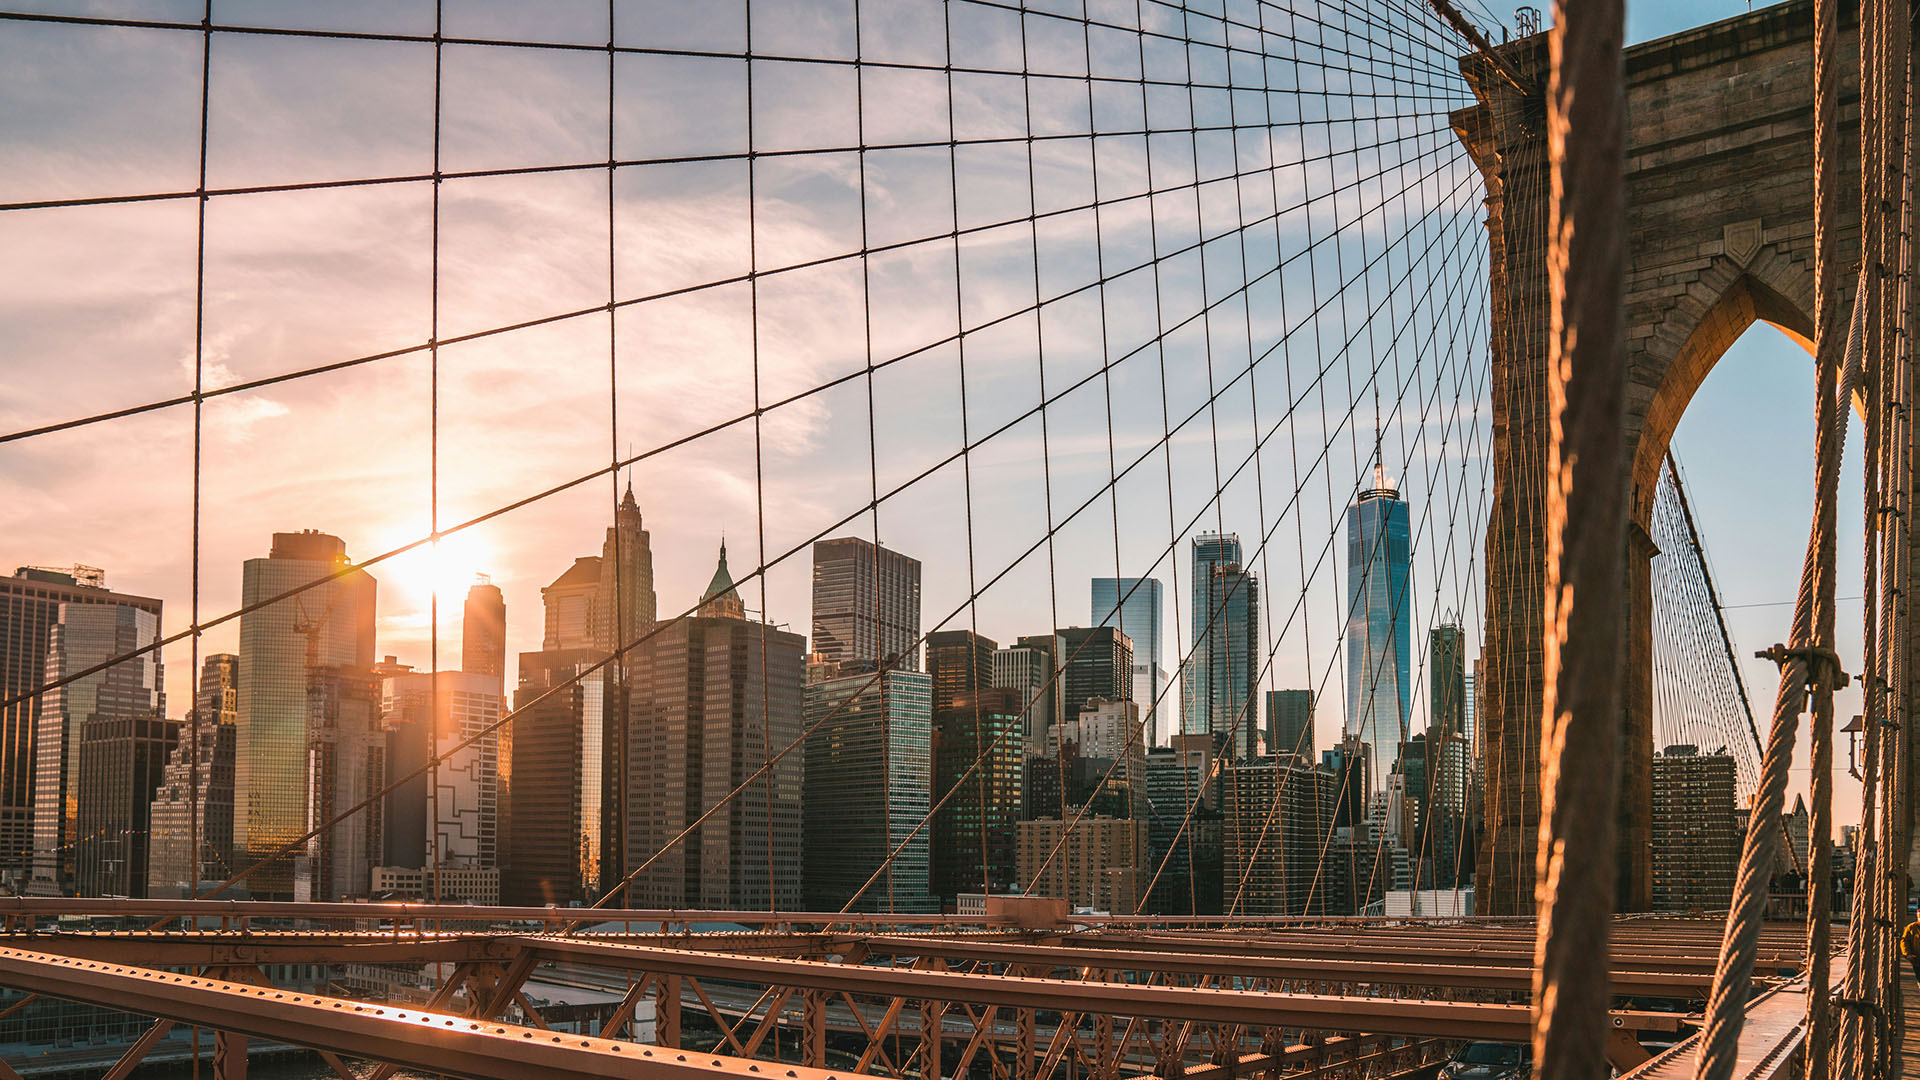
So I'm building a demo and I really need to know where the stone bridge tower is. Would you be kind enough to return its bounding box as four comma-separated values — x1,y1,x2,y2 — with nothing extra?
1454,0,1858,915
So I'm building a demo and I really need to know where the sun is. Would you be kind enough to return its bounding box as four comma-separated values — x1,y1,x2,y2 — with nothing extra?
390,530,495,605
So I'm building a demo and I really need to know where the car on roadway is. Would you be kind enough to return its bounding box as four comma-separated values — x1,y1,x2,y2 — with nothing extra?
1438,1041,1532,1080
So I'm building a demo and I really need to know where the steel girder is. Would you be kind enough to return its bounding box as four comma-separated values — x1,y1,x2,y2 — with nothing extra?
0,946,876,1080
514,936,1690,1043
848,935,1731,997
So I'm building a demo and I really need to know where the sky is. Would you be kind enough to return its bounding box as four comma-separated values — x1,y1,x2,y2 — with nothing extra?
0,0,1861,826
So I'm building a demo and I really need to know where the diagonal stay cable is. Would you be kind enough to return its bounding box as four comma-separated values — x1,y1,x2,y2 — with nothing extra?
0,114,1469,723
192,119,1478,908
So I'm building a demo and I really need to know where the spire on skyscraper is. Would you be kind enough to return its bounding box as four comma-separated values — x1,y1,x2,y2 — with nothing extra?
699,540,747,620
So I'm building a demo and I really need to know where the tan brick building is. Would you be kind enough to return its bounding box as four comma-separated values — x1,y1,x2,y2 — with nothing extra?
1016,815,1145,914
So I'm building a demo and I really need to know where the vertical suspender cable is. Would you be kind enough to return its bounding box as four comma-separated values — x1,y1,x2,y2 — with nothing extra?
1532,1,1627,1078
1696,0,1855,1071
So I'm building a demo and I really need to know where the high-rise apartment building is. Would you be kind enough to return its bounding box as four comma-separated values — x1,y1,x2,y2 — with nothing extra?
147,654,239,896
931,687,1026,902
235,531,377,899
1,566,161,887
1345,467,1412,790
812,537,922,672
28,584,166,895
379,670,504,883
1055,625,1134,724
1223,756,1335,914
1264,689,1313,760
1092,577,1166,744
462,578,506,685
993,635,1057,756
1184,535,1260,761
74,715,178,897
1651,745,1738,912
1016,814,1145,913
803,669,936,912
624,554,806,910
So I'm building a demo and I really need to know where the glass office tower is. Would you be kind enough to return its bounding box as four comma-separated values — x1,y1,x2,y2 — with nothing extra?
1184,535,1260,761
1092,577,1165,744
236,531,377,899
1344,469,1411,792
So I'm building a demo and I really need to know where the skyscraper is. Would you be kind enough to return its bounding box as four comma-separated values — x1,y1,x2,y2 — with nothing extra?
926,630,997,716
1184,535,1260,761
297,665,382,902
1143,733,1223,914
595,483,658,659
501,648,602,906
236,531,378,899
1015,814,1145,913
1428,623,1466,739
1,565,160,881
74,714,178,897
1264,689,1313,760
462,577,506,684
1055,624,1134,748
623,560,806,910
501,557,608,905
597,486,656,889
541,557,601,651
930,687,1025,901
28,587,166,895
1344,467,1411,790
803,668,936,913
1092,577,1166,744
812,537,922,672
147,653,240,896
379,669,505,884
993,635,1057,755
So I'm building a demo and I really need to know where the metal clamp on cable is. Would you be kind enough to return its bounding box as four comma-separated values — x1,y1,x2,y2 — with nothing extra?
1754,643,1852,689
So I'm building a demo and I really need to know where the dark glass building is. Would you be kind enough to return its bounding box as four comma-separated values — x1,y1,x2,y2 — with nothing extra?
1143,733,1223,914
803,669,935,912
1055,625,1134,722
1264,688,1313,760
500,649,600,906
930,687,1025,902
74,715,179,897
